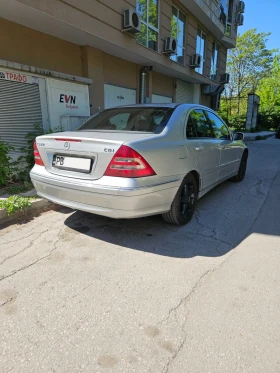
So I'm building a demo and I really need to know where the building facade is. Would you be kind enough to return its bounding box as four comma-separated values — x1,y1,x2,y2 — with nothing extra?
0,0,244,151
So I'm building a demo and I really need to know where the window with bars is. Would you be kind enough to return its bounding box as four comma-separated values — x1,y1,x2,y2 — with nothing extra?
170,6,186,65
195,29,206,75
136,0,159,51
210,42,219,81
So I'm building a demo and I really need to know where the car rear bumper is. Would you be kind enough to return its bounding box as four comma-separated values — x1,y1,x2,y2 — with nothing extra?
30,168,180,219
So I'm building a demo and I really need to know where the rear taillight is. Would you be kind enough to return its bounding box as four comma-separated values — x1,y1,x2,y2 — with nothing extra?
104,145,156,178
33,140,44,166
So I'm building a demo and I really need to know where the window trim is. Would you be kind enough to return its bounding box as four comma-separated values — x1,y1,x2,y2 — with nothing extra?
195,29,207,75
185,108,216,139
204,110,231,140
170,5,186,65
136,0,160,52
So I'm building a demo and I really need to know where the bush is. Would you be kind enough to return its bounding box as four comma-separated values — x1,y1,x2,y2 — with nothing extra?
16,123,63,182
258,107,280,131
0,138,14,186
218,112,247,132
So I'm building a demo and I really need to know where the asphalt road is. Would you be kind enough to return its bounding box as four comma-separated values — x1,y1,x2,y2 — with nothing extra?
1,137,280,373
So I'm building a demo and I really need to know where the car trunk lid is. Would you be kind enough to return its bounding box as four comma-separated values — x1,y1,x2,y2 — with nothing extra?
36,131,154,180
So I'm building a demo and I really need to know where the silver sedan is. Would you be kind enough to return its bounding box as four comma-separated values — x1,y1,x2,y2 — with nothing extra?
30,104,248,225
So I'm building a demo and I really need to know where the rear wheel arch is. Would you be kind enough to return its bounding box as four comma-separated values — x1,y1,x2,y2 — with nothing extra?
162,172,198,225
189,170,201,192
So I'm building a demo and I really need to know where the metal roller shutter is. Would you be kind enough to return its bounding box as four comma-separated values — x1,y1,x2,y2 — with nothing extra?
152,94,172,104
0,79,42,152
175,80,194,103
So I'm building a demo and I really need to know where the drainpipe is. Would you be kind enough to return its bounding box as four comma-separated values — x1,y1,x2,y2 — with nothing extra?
140,66,153,104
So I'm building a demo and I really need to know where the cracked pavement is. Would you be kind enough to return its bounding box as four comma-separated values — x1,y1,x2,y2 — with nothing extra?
1,137,280,373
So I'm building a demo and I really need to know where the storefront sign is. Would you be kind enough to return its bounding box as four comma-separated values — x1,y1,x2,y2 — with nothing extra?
59,94,78,110
0,70,39,85
47,78,90,128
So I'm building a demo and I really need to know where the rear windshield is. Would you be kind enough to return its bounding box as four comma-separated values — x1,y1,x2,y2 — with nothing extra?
78,107,175,134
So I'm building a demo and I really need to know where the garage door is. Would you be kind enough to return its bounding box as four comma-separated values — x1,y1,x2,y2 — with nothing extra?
175,80,194,103
0,79,42,152
104,84,136,109
152,94,173,104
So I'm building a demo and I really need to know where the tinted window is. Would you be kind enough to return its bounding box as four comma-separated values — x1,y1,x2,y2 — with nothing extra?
78,107,174,133
207,111,230,139
187,109,214,138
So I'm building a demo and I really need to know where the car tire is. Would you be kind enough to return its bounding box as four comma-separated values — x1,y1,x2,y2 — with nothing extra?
162,173,197,226
231,151,248,182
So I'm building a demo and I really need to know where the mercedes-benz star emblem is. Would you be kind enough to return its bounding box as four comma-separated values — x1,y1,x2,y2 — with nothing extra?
64,142,70,150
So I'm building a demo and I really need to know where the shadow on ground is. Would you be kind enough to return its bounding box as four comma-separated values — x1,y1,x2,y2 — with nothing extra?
64,165,280,259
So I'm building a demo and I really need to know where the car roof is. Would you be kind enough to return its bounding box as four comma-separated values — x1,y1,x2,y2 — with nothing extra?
107,103,211,110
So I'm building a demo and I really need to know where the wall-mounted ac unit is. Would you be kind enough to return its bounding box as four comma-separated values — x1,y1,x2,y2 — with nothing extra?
235,13,244,26
221,73,230,84
237,1,245,13
123,9,141,33
163,36,177,55
190,54,201,68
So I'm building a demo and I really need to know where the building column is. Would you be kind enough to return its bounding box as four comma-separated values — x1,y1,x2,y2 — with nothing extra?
147,71,153,103
246,94,260,130
193,84,201,104
81,45,104,114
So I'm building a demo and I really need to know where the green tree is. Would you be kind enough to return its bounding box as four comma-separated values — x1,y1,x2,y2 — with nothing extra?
257,54,280,108
256,55,280,130
224,29,277,115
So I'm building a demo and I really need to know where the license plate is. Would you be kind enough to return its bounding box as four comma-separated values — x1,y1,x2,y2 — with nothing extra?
52,155,92,173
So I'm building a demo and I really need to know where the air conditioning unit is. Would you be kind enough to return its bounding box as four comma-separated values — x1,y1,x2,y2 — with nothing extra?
123,9,141,33
237,1,245,13
221,73,230,84
163,36,177,55
235,13,244,26
190,54,201,68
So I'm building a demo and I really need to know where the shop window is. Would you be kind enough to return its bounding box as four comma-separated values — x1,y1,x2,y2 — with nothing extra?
136,0,159,51
196,29,206,75
170,6,186,65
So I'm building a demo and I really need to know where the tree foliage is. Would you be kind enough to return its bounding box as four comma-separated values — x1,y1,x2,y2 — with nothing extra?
257,55,280,108
224,29,276,115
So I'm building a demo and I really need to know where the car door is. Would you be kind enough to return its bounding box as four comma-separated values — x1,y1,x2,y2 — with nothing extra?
206,110,240,179
186,109,220,190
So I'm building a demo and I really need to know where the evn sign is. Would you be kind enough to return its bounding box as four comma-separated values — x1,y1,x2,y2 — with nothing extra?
59,94,76,104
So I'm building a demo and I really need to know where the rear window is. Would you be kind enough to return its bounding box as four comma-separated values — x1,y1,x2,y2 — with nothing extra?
78,107,175,134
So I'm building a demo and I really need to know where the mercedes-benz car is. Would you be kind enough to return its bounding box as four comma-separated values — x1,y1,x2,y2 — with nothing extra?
30,104,248,225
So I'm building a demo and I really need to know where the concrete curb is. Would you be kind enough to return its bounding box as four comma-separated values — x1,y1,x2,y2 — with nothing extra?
244,133,275,142
0,198,52,225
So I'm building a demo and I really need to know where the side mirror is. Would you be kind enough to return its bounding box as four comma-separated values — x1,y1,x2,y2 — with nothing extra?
233,132,244,141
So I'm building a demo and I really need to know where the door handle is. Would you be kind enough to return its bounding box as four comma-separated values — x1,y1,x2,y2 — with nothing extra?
220,145,226,150
195,146,204,151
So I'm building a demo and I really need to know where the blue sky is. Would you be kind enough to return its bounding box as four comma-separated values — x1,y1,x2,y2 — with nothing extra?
239,0,280,51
